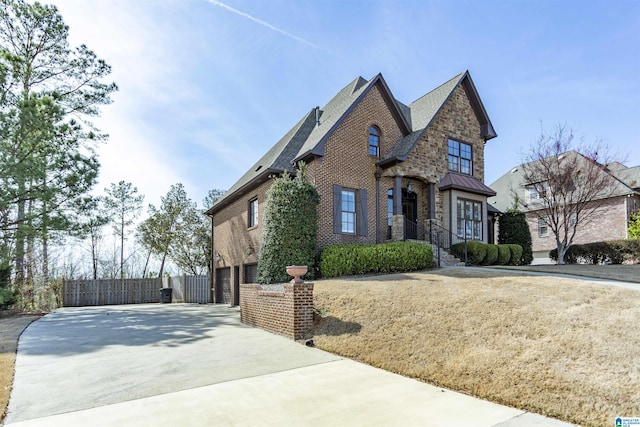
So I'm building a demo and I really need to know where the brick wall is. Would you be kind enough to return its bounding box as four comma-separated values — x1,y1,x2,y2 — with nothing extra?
527,196,630,253
307,82,405,248
240,283,314,340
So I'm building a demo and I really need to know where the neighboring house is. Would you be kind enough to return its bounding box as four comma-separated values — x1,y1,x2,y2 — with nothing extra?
206,71,497,304
489,151,640,264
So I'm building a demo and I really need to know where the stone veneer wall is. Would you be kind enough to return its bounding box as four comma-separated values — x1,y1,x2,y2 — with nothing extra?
240,283,314,340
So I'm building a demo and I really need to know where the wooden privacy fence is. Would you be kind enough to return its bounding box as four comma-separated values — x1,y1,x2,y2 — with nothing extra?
162,274,211,304
63,275,211,307
63,278,161,307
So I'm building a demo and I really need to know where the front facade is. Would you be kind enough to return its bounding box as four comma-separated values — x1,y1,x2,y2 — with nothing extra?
207,72,497,304
489,155,640,264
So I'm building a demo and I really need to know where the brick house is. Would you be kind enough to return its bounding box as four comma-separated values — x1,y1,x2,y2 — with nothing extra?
489,152,640,264
206,71,497,304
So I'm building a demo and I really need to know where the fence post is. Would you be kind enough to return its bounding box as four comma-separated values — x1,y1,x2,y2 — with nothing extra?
183,273,188,303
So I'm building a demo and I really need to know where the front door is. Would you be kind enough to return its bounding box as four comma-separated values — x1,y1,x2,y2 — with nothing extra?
402,189,418,239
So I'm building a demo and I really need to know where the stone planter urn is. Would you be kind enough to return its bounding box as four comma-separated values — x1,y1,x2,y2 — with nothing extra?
286,265,308,284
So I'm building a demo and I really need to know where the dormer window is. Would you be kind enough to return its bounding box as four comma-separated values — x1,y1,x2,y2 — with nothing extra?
369,126,380,157
448,139,472,175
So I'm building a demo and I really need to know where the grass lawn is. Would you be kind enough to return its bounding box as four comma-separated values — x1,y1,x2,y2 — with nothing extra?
493,264,640,283
312,267,640,427
0,311,41,424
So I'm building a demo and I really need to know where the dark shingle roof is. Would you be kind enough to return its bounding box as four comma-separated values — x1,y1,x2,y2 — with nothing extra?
488,151,640,213
438,172,497,196
208,71,496,215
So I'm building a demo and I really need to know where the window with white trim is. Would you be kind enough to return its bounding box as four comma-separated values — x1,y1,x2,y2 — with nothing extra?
538,218,549,237
332,185,368,236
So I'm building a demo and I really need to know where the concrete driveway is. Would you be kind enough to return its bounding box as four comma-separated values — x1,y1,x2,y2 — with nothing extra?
5,304,575,427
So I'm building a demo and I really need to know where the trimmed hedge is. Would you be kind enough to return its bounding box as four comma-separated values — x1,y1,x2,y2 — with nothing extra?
549,239,640,264
498,210,533,265
497,244,511,265
319,242,433,278
451,241,523,266
507,244,523,266
482,244,499,266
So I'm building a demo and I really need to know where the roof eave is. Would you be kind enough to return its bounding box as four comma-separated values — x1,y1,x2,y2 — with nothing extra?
207,168,284,216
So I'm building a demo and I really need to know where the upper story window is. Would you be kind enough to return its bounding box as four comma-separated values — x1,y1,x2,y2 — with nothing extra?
248,198,258,228
448,139,472,175
369,126,380,157
526,183,547,203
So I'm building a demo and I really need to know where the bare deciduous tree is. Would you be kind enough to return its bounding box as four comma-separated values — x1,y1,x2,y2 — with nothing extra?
519,125,619,264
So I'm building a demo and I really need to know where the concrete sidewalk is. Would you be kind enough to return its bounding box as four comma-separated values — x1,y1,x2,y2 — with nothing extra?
5,304,575,427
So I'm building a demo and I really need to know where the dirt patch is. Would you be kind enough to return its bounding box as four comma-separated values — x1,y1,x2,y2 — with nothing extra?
0,311,42,424
312,269,640,427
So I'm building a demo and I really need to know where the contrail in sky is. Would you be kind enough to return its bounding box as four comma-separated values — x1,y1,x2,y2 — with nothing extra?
206,0,321,49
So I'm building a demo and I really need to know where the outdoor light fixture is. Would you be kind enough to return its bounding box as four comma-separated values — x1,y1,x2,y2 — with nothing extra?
407,183,413,192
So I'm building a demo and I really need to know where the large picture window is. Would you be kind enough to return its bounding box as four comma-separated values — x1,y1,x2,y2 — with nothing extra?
448,139,473,175
456,199,482,240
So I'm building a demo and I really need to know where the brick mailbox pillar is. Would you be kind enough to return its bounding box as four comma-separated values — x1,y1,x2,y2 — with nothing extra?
240,281,314,340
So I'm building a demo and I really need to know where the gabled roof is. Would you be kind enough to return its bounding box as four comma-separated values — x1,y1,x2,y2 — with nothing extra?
488,150,640,213
293,73,411,163
438,172,496,196
612,165,640,190
382,71,497,165
206,107,318,214
208,71,496,215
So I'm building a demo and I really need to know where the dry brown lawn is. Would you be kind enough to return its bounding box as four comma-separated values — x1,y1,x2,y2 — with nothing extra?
312,268,640,427
0,311,41,424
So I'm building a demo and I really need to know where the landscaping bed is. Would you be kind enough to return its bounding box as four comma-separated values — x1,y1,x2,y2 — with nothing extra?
312,268,640,427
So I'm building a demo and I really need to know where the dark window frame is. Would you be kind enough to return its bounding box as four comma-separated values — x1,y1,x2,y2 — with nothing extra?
448,138,473,175
248,197,258,228
369,126,380,157
332,184,368,236
456,198,483,241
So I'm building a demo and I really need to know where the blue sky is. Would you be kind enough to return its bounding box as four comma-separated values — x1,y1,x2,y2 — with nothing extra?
48,0,640,209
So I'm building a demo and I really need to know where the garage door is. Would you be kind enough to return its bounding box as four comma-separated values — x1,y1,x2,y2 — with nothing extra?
244,263,258,284
215,267,231,304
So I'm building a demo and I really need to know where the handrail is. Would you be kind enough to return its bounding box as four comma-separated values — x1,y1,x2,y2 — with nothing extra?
427,220,467,266
403,218,468,267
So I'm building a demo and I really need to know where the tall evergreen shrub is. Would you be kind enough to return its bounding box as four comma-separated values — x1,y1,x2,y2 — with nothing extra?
498,210,533,265
0,264,17,310
256,167,320,284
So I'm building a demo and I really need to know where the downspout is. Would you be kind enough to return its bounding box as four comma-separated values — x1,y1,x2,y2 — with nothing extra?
375,167,381,243
210,214,215,303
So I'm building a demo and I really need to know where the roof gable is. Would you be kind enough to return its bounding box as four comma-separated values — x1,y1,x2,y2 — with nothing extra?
293,73,411,163
383,71,496,164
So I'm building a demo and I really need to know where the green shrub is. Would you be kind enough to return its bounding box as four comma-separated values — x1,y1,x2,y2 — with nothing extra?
549,239,640,265
482,244,499,266
507,244,523,265
257,168,320,284
498,210,533,265
466,241,488,265
497,244,511,265
0,265,16,310
320,242,433,278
